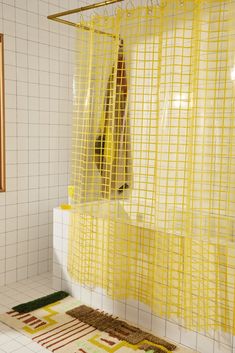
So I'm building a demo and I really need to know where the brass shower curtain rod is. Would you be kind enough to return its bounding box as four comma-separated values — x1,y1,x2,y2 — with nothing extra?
47,0,124,37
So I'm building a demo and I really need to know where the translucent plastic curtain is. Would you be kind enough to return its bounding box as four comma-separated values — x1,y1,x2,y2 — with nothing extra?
68,0,235,334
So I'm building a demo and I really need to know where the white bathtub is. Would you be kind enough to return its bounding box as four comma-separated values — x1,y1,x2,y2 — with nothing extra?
53,206,235,353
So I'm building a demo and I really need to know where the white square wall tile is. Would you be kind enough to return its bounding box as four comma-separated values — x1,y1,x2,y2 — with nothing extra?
38,258,49,274
197,333,214,353
152,315,166,337
5,269,17,284
125,305,138,325
80,286,92,306
17,266,28,281
180,328,197,350
0,273,5,285
70,282,81,299
52,275,62,291
214,342,232,353
61,279,72,293
166,321,181,343
102,296,114,314
53,208,63,224
215,331,233,347
138,310,152,331
6,244,17,257
91,291,103,309
6,257,16,271
114,301,126,319
62,210,70,225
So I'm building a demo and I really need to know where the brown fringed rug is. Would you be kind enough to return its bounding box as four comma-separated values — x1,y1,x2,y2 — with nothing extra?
67,305,176,352
0,296,176,353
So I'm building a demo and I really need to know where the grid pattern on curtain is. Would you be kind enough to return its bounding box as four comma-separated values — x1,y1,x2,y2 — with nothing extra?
69,0,235,334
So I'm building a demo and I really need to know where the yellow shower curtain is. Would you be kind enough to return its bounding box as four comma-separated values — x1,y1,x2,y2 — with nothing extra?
69,0,235,334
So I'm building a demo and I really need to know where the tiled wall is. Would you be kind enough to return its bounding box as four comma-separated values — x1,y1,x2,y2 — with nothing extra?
0,0,142,286
0,0,80,285
53,208,235,353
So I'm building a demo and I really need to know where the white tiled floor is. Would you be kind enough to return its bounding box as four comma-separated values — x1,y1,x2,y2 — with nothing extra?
0,273,52,353
0,272,194,353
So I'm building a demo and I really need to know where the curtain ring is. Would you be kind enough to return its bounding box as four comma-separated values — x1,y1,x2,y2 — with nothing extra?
126,0,134,11
179,0,184,6
115,0,123,16
156,0,167,8
80,12,85,24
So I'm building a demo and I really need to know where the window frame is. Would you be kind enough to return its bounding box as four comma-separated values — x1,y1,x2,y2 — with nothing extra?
0,33,5,192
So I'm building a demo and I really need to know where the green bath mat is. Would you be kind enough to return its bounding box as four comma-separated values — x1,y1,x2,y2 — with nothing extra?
12,291,69,313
